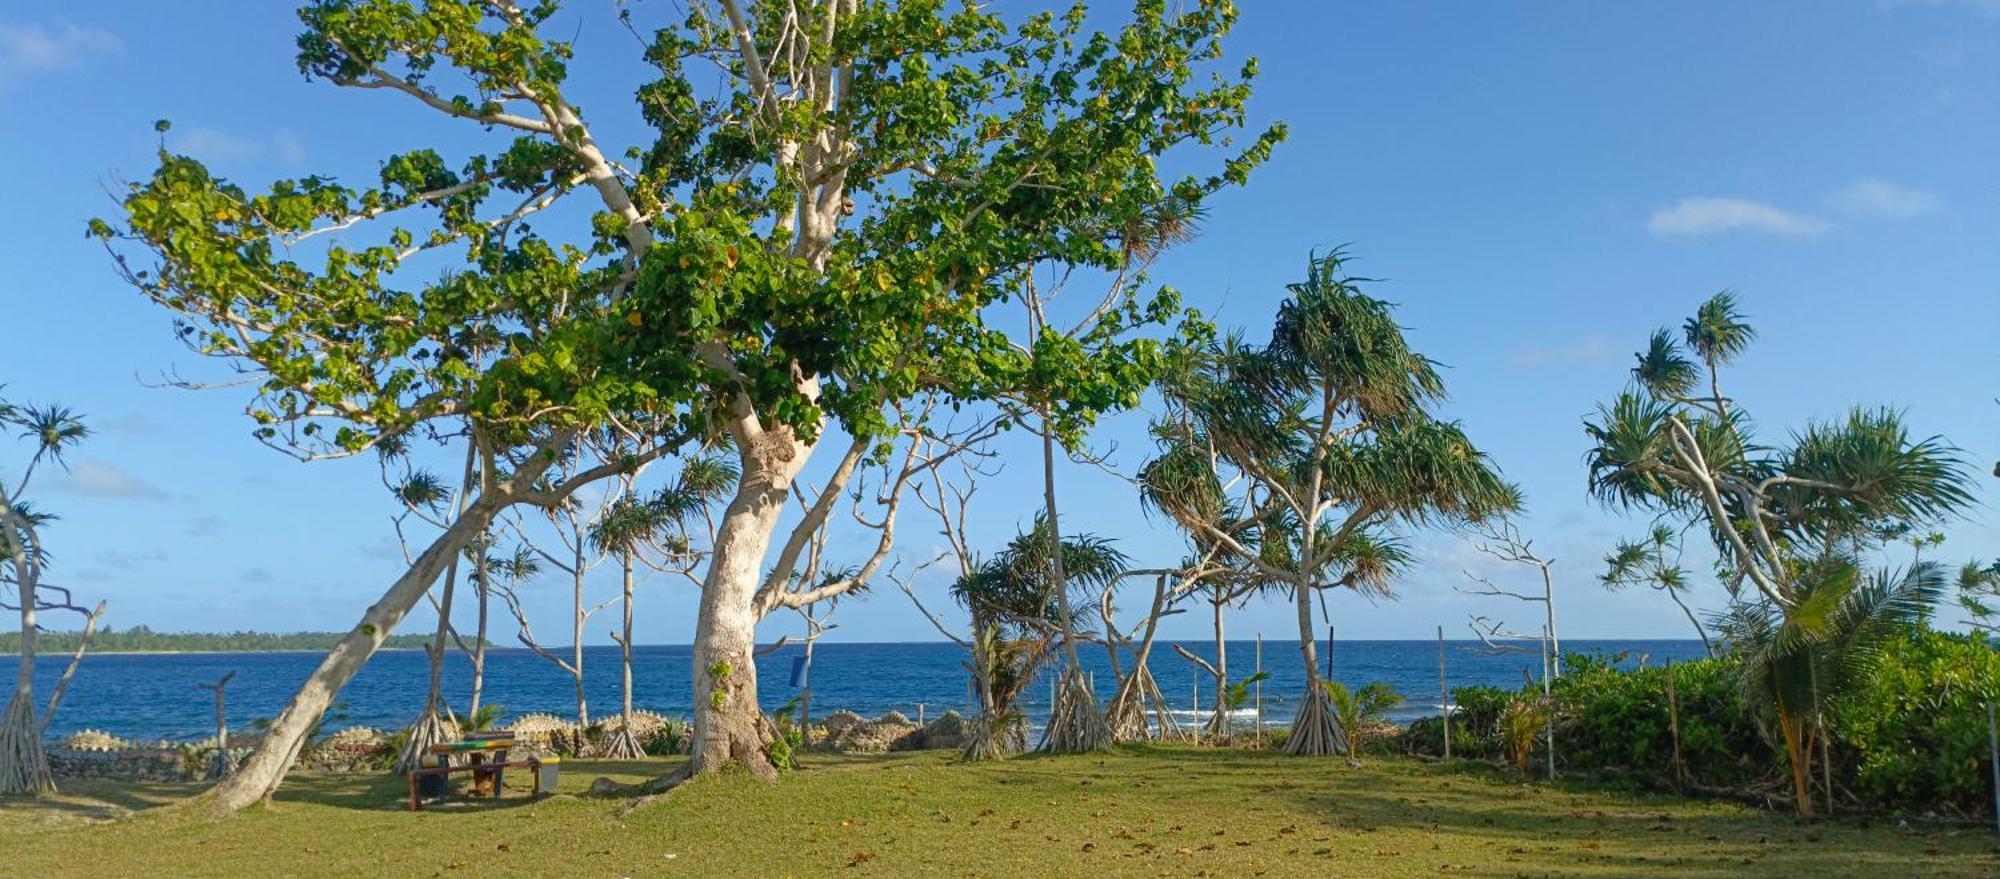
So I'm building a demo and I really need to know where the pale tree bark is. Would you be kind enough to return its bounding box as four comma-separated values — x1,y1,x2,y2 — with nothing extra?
469,539,491,719
210,496,502,813
396,442,477,774
684,429,813,781
0,489,53,794
603,549,645,759
204,432,629,814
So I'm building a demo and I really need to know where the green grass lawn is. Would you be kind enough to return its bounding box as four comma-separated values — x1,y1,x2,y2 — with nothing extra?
3,746,1994,878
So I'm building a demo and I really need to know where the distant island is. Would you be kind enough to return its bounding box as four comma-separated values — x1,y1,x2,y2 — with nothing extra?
0,625,454,654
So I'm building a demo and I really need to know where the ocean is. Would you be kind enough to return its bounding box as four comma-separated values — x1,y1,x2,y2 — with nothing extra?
2,639,1707,741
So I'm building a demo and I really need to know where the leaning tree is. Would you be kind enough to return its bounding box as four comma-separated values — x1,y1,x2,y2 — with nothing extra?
1143,252,1516,757
0,393,109,794
101,0,1278,802
1583,291,1974,820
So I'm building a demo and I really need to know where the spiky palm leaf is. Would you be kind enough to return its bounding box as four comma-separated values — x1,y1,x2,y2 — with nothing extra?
1633,329,1699,398
1683,290,1756,366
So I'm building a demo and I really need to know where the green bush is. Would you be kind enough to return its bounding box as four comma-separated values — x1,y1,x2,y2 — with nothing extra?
1393,633,2000,817
1829,630,2000,814
1397,685,1507,760
1550,654,1762,790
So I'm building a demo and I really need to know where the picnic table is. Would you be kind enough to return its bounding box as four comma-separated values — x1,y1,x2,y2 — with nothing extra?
405,735,559,811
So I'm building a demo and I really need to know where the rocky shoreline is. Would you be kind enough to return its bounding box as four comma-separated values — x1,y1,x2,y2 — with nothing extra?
45,709,972,784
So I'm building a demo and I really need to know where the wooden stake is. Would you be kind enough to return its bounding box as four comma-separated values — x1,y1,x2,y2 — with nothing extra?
1254,634,1264,742
1987,700,1999,838
1438,625,1450,762
1666,662,1684,793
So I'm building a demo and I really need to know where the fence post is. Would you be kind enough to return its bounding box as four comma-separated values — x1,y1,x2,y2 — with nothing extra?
1987,700,1999,837
1438,625,1450,762
1254,634,1264,742
1667,662,1684,793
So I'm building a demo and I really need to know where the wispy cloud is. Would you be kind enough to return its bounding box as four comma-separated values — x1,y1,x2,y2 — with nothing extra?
242,567,275,585
95,548,168,570
186,516,224,538
50,461,171,501
1513,335,1613,367
1825,178,1942,220
0,20,120,82
1647,197,1831,239
171,127,307,166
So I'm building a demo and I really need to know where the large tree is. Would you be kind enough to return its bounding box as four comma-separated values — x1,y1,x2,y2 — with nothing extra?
1583,291,1974,819
100,0,1279,804
1143,252,1515,756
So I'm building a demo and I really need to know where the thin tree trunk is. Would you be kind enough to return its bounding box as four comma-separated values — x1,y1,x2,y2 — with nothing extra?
573,538,589,727
396,445,476,774
1777,690,1815,821
470,540,490,719
622,555,635,726
0,502,51,794
1038,421,1110,754
604,552,644,760
1668,587,1714,656
1212,598,1229,739
1283,585,1343,756
210,495,503,814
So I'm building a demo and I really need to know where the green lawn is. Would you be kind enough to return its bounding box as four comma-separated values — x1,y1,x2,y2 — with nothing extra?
3,746,1994,877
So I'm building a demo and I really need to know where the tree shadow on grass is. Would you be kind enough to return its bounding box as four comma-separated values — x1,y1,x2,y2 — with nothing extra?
1267,761,2000,878
0,779,204,823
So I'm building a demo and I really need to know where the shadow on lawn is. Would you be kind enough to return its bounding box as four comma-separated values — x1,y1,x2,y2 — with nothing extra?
1266,759,2000,877
0,778,202,823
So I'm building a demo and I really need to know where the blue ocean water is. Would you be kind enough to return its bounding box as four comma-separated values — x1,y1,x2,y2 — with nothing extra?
1,639,1706,741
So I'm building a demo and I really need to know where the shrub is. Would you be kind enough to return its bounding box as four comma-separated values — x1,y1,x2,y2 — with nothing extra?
1550,654,1762,790
1829,629,2000,815
1397,685,1507,760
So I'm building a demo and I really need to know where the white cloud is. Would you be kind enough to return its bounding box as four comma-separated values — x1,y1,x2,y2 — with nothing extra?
51,461,171,501
170,127,307,166
1826,178,1942,220
1513,335,1613,367
1646,197,1831,239
0,20,120,81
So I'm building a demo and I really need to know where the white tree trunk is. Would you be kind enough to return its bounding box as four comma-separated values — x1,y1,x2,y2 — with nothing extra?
209,496,501,814
683,430,809,779
469,541,490,718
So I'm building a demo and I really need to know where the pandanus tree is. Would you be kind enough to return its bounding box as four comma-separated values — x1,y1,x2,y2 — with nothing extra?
0,396,108,794
949,519,1128,758
1143,252,1515,757
99,0,1277,805
1583,292,1974,819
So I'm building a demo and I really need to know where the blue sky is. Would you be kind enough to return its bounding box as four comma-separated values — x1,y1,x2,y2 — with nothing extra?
0,1,1995,646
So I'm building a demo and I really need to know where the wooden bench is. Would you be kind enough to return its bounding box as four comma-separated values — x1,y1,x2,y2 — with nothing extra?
404,738,557,811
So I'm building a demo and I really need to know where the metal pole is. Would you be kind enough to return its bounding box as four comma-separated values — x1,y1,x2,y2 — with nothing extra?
1438,625,1450,761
